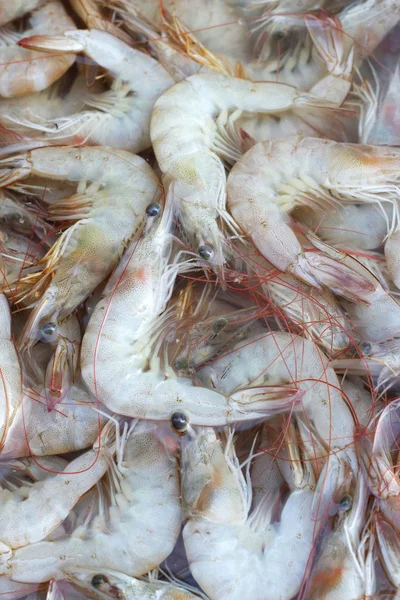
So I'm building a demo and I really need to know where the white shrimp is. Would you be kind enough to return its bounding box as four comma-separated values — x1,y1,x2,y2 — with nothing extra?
4,421,181,584
0,146,161,355
17,29,175,152
0,422,114,561
196,330,357,509
181,426,318,600
227,136,400,298
1,383,107,457
80,190,301,427
0,293,21,451
0,1,76,98
150,73,340,271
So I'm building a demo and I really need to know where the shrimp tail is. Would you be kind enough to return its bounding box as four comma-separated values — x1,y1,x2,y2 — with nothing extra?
375,513,400,587
18,33,85,54
229,385,305,418
290,250,376,302
306,14,354,105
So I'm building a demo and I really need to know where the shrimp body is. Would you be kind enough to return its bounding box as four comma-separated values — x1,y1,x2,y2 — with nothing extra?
81,199,296,426
0,1,76,98
0,429,113,557
1,383,107,457
227,136,400,298
196,331,356,466
0,294,21,449
0,146,160,352
150,73,328,268
182,427,317,600
19,29,175,152
5,422,181,583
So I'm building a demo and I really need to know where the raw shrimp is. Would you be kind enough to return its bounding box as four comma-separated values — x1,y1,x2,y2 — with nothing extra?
80,187,300,426
1,383,107,457
18,29,175,152
150,74,340,270
66,568,206,600
195,330,358,505
305,474,376,599
0,422,113,558
181,426,318,600
4,421,181,583
227,136,400,298
0,146,161,354
0,293,21,450
0,1,76,98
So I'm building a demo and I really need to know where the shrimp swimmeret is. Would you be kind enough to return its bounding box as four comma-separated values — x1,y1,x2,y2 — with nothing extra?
227,136,400,298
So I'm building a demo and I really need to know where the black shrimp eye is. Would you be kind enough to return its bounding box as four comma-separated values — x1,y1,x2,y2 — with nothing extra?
91,574,109,588
212,317,228,334
174,357,189,371
339,494,352,512
361,342,372,355
40,322,57,338
171,411,188,435
198,244,214,261
146,202,161,217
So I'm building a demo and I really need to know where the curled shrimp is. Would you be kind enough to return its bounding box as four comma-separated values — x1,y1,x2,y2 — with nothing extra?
150,73,341,272
80,188,300,427
0,1,76,98
227,135,400,299
5,421,181,583
0,146,161,354
17,28,175,152
0,421,114,567
181,425,318,600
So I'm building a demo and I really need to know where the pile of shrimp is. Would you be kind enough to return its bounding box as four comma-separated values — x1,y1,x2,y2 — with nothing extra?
2,0,400,599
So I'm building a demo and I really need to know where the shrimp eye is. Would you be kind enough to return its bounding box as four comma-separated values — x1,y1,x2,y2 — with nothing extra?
40,322,57,338
212,317,228,334
146,202,161,217
91,574,109,588
171,411,188,435
339,494,352,512
361,342,372,355
175,357,189,372
198,244,214,261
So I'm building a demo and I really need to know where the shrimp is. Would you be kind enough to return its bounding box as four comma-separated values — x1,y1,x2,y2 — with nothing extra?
80,186,301,426
18,29,175,152
195,330,358,507
1,383,107,457
227,135,400,299
0,146,161,355
305,473,376,599
0,293,21,451
0,1,76,98
65,569,206,600
181,426,318,600
150,74,341,270
0,422,114,561
4,421,181,584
